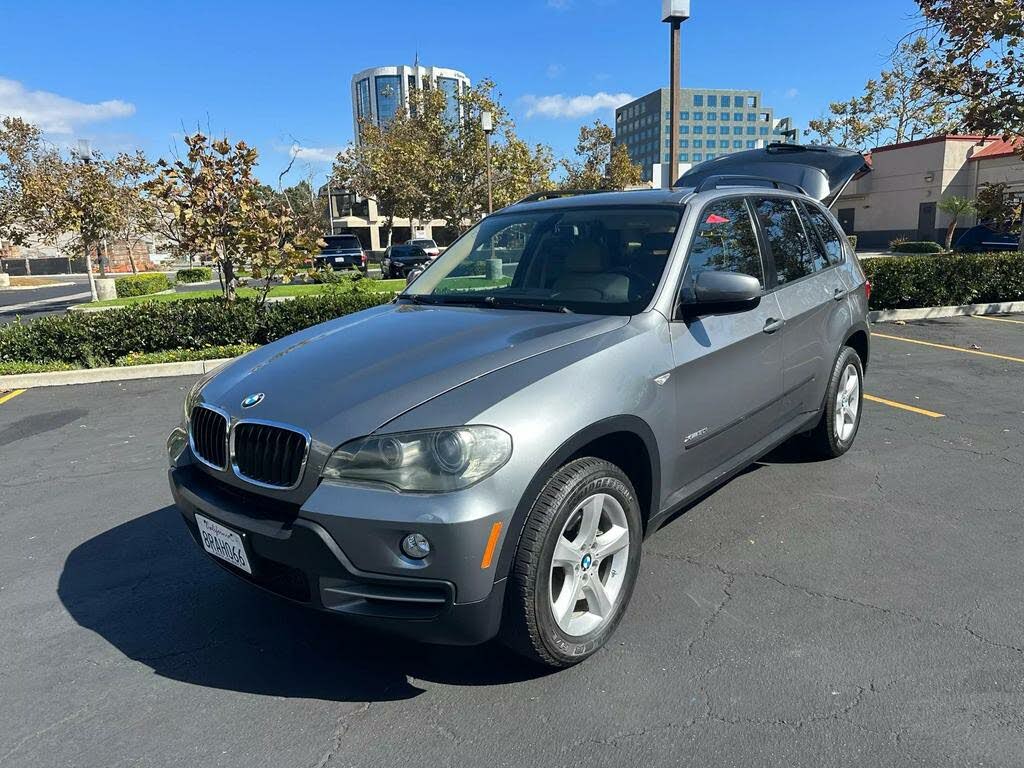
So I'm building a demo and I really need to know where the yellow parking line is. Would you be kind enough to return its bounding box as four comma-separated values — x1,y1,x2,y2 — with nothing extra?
972,314,1024,325
872,332,1024,364
0,388,27,405
864,394,944,418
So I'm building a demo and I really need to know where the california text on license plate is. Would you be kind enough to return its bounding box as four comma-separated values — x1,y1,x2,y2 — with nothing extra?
195,513,252,574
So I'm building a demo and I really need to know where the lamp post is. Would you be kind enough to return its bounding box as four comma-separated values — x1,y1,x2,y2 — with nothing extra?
481,110,494,214
663,0,690,188
72,139,99,302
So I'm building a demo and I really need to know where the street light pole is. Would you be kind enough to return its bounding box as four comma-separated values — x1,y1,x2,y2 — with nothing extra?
663,1,690,188
74,139,99,302
481,110,494,214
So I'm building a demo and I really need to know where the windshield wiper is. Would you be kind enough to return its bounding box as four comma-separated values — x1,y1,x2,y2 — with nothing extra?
488,297,574,314
399,293,572,314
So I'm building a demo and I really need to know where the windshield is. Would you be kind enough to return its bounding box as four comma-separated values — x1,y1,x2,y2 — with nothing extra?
410,239,436,247
323,236,361,251
403,206,682,315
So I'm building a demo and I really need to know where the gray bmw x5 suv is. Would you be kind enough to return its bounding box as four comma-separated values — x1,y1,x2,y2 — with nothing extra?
168,145,871,668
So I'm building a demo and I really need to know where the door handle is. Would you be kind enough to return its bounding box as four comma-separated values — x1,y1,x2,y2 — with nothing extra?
763,317,784,334
833,286,845,301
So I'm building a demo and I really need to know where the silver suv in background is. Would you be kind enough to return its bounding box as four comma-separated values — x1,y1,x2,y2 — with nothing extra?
168,145,871,668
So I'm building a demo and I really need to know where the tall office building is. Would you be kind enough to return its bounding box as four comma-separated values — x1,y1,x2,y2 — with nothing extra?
614,88,800,183
350,64,471,141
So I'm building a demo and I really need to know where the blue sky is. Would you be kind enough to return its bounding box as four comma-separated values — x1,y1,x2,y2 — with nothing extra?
0,0,920,185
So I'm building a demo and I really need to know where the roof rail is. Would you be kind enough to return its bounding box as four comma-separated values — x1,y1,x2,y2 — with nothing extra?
516,189,606,204
692,174,808,196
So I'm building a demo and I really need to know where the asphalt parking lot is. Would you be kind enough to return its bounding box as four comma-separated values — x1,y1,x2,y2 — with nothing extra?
2,314,1023,768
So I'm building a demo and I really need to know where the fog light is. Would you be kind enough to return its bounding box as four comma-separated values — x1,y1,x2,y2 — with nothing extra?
401,533,431,560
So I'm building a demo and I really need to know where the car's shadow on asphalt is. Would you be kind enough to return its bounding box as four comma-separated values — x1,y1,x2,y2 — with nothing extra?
57,506,548,703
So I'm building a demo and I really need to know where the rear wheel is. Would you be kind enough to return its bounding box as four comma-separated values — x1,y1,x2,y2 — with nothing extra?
501,458,642,668
805,346,864,458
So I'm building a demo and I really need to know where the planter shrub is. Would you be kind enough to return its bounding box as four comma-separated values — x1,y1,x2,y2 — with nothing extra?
175,267,213,283
892,241,943,254
0,291,394,367
863,251,1024,310
847,235,858,251
115,272,172,297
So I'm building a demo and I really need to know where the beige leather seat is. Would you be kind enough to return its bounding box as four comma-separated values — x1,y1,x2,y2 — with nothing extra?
552,240,629,302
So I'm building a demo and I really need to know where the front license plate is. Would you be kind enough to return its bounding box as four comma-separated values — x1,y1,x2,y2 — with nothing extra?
195,513,252,574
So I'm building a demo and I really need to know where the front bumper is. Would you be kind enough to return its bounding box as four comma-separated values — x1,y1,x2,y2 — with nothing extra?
169,465,506,645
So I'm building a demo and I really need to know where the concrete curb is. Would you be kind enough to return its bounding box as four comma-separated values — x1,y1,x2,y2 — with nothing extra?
0,358,233,390
2,291,93,315
1,281,76,291
869,300,1024,323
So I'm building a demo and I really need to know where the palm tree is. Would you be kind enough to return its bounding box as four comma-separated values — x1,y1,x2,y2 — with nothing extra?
938,196,976,251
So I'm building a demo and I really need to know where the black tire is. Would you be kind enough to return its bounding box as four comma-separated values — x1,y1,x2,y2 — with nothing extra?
501,457,643,668
805,346,864,459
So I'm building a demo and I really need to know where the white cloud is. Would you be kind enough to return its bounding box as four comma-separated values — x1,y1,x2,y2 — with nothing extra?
546,63,565,79
0,77,134,133
522,91,634,119
785,87,800,99
287,143,343,163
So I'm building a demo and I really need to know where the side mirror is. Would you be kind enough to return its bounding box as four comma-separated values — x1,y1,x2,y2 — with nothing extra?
680,270,762,319
406,268,424,285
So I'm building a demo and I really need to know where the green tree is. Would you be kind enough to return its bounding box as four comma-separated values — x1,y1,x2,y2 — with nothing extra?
560,120,643,190
974,182,1022,233
334,78,553,237
108,151,156,274
148,133,320,302
806,36,963,149
937,195,976,250
0,117,68,249
915,0,1024,248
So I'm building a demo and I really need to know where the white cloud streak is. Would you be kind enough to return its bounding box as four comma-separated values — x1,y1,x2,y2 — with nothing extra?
287,143,343,163
0,77,134,133
521,91,635,119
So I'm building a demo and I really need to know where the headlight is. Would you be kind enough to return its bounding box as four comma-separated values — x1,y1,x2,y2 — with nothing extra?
322,426,512,492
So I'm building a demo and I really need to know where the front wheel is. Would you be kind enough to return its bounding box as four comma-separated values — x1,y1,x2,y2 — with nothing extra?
501,458,642,668
805,346,864,458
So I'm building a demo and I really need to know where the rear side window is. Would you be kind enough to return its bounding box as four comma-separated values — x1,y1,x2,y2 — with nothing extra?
802,204,846,266
680,198,763,303
753,197,823,284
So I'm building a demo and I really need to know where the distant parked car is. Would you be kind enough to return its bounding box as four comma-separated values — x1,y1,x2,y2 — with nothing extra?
954,225,1020,253
315,234,367,271
407,238,440,258
382,244,431,279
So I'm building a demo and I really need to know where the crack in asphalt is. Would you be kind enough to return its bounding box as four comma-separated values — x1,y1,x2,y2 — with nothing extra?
648,551,1024,658
313,695,386,768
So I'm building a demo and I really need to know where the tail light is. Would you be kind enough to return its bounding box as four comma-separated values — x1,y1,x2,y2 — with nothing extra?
864,280,872,300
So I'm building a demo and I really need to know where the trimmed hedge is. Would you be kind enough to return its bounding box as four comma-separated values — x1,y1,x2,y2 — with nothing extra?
892,241,943,254
115,344,258,366
0,291,395,367
115,272,172,297
175,267,213,283
0,360,76,376
847,235,857,251
863,251,1024,310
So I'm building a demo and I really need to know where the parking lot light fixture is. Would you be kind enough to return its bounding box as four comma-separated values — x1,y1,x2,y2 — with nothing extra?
663,0,691,187
481,111,494,214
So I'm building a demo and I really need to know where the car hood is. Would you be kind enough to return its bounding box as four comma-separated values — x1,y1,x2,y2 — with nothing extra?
199,302,627,446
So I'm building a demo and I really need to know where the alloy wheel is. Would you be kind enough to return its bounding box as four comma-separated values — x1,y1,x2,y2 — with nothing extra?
834,363,860,442
548,492,631,637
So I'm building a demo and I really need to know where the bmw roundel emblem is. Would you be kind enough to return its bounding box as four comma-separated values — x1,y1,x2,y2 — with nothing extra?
241,392,265,409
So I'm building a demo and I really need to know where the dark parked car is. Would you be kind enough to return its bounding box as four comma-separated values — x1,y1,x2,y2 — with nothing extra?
315,234,366,271
169,144,872,668
954,225,1020,253
382,244,431,278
